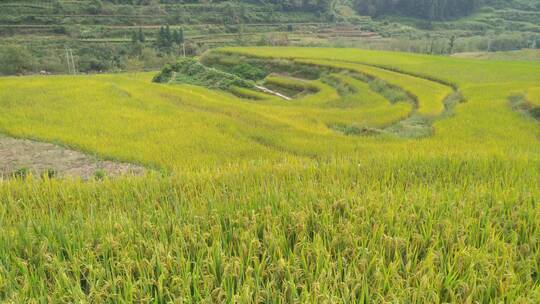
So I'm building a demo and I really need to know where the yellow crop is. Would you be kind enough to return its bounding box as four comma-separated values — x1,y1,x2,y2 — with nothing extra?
0,48,538,302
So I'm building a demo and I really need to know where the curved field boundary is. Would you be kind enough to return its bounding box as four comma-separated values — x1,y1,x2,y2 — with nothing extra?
323,73,413,136
226,71,412,130
204,50,461,137
209,48,459,116
509,88,540,123
327,59,459,91
263,75,329,103
215,48,460,90
527,88,540,108
240,74,411,135
296,59,453,118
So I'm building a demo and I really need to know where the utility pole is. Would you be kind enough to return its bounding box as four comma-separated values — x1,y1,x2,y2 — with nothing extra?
65,48,72,74
65,47,77,75
69,48,77,74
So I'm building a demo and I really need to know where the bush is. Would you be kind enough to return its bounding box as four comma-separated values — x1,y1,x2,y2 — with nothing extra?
0,45,35,75
12,168,29,179
153,58,254,90
231,63,267,80
94,170,106,181
489,35,529,51
152,64,174,83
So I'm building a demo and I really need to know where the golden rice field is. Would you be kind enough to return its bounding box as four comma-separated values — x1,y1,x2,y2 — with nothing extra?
0,47,539,302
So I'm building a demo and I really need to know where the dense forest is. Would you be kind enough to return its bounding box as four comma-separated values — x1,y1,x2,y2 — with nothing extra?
354,0,496,20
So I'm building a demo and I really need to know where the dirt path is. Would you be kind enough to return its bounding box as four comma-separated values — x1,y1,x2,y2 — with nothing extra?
0,135,145,180
255,85,292,100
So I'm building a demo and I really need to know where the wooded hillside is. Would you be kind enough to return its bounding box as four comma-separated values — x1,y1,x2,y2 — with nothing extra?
354,0,539,20
0,0,537,75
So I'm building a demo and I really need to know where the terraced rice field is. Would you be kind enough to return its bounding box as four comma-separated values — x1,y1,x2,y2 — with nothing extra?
528,87,540,107
0,47,538,302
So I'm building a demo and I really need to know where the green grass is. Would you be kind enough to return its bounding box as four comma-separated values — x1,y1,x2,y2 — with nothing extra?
0,47,539,302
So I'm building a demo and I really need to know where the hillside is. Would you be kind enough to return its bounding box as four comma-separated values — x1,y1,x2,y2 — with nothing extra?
0,0,538,75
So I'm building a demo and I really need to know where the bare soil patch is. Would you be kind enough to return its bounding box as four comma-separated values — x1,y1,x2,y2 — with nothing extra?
0,135,145,180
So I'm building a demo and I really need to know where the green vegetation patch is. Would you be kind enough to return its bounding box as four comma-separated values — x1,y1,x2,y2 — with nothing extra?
153,57,254,90
201,52,323,80
509,93,540,121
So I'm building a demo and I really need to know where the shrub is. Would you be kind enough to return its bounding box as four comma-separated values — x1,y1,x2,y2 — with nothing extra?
0,45,35,75
152,64,175,83
231,63,267,80
154,58,254,90
94,170,106,181
12,168,29,179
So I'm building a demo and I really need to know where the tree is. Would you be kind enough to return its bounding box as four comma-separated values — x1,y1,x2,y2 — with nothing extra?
354,0,491,21
52,0,63,13
156,26,168,48
0,45,35,75
89,0,103,14
165,25,172,46
156,25,179,51
179,29,184,45
448,35,456,54
138,28,145,43
172,29,184,45
131,31,139,44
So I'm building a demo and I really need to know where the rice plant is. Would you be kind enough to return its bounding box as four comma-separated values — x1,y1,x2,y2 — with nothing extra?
0,47,538,302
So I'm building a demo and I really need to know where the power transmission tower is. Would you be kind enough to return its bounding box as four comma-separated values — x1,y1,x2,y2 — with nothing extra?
65,47,77,75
